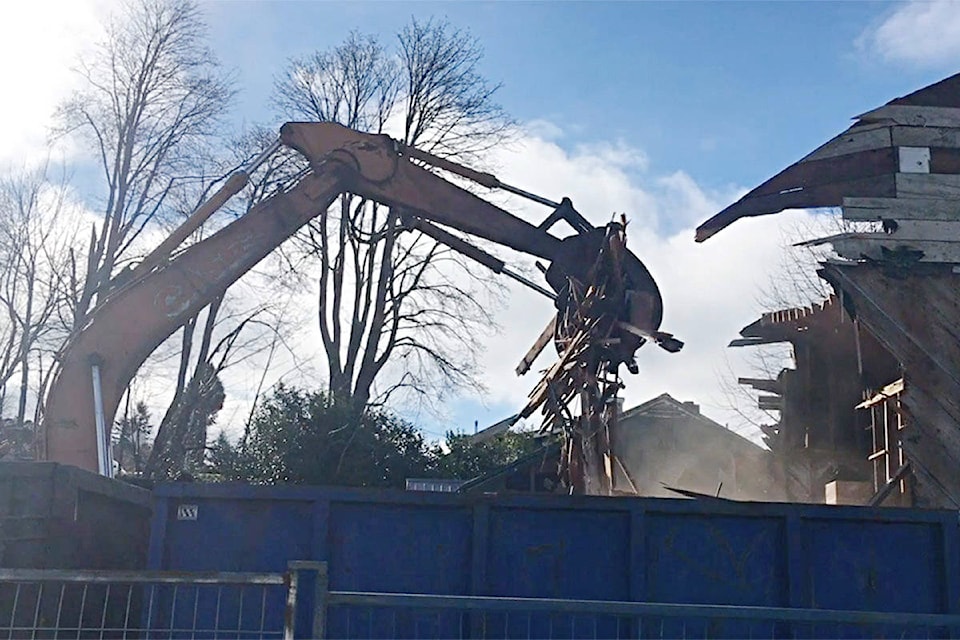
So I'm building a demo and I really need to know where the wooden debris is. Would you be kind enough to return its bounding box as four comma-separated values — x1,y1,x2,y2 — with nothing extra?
515,222,641,495
515,317,557,376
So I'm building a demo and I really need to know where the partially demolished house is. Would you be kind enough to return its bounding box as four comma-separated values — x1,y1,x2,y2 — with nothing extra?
457,394,785,501
732,295,903,504
698,72,960,508
608,394,785,501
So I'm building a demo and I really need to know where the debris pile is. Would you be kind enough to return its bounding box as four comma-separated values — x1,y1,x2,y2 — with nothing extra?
515,221,682,495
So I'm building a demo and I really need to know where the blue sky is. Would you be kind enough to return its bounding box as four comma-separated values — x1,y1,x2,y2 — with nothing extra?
206,1,956,210
203,0,960,437
3,0,960,442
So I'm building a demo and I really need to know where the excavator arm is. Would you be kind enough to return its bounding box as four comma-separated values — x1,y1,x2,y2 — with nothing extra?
41,122,672,474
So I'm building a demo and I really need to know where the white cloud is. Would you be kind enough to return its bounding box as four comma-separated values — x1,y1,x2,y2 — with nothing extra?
523,119,564,141
574,139,649,172
0,1,104,166
47,116,816,449
858,0,960,67
454,127,823,443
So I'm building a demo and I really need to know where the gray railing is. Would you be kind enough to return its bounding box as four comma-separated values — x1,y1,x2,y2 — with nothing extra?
0,567,294,639
4,562,960,639
307,563,960,639
321,593,960,639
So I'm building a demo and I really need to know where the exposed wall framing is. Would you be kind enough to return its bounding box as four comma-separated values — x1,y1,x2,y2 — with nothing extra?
858,378,911,506
732,295,899,503
698,72,960,508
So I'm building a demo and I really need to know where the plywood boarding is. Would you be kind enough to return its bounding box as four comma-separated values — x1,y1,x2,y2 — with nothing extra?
892,126,960,148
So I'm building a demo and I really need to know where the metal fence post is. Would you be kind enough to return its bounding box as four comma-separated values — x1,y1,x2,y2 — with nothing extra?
283,568,298,640
314,563,328,640
287,560,328,640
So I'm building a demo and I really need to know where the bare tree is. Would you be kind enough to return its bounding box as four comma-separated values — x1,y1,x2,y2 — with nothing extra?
270,20,514,414
131,130,314,479
55,0,234,329
0,166,79,455
50,0,248,476
114,400,153,474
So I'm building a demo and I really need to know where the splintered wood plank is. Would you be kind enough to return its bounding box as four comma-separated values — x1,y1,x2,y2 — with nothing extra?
895,173,960,198
859,220,960,242
858,105,960,128
857,378,905,408
515,316,556,376
802,125,892,162
738,377,784,394
519,328,591,418
827,235,960,263
892,126,960,149
895,220,960,240
843,197,960,221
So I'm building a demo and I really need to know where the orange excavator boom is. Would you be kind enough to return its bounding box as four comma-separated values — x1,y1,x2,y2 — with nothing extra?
41,122,673,474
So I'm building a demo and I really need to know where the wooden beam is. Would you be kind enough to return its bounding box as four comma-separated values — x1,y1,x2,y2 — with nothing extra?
892,126,960,149
802,125,892,162
842,196,960,222
896,173,960,199
738,377,783,394
899,220,960,241
613,454,640,495
858,104,960,128
868,462,910,507
515,316,556,376
866,220,960,242
751,147,896,197
758,395,783,410
856,378,905,409
821,234,960,263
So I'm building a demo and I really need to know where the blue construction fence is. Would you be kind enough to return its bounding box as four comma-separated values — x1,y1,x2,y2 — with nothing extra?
148,483,960,638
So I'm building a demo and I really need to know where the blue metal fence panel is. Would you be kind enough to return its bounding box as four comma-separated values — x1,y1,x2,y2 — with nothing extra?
326,502,473,638
157,497,314,572
486,507,631,599
328,502,473,594
803,517,944,612
149,484,960,638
